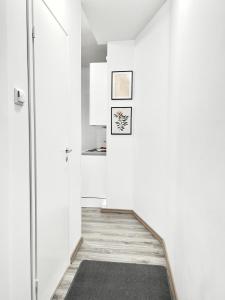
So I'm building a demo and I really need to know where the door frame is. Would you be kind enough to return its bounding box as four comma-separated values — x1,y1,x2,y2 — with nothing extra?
26,0,37,299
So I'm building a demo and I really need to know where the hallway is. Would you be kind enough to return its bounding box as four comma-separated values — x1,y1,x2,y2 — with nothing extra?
1,0,225,299
53,208,167,299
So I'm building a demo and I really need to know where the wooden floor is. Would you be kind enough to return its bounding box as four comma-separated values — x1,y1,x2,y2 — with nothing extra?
52,208,167,299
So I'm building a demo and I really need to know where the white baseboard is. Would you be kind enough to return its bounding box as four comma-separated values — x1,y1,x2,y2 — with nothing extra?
81,197,107,208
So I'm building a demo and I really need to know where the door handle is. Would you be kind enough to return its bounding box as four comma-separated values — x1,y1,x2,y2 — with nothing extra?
65,148,72,154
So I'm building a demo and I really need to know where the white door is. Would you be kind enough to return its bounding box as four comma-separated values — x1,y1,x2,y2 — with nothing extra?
34,1,70,299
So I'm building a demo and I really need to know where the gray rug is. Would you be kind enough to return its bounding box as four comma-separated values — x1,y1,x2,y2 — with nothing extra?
65,260,171,300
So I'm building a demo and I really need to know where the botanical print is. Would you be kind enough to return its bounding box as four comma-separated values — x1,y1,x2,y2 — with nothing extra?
113,111,129,132
112,71,133,100
111,107,132,135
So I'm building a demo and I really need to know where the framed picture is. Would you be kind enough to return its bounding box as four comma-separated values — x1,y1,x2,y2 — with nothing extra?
111,71,133,100
111,107,132,135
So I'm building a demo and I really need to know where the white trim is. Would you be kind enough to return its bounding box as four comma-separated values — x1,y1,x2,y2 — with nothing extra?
26,0,37,299
81,197,107,208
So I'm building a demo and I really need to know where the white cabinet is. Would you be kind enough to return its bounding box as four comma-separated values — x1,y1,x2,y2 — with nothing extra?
89,63,107,125
81,155,107,198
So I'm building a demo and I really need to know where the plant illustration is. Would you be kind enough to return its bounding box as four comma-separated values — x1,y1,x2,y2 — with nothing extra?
114,111,129,131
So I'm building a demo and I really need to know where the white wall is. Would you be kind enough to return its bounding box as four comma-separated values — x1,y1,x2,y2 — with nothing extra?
134,0,170,250
106,41,134,209
133,0,225,299
169,0,225,298
0,1,10,299
7,0,31,299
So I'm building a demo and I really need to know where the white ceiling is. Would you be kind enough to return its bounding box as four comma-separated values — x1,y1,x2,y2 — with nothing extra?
81,0,166,44
82,10,107,67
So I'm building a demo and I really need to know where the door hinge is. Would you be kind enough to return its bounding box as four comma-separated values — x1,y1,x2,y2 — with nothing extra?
35,278,39,293
32,26,36,39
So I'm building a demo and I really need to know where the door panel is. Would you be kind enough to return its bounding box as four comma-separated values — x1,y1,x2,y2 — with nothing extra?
34,1,70,299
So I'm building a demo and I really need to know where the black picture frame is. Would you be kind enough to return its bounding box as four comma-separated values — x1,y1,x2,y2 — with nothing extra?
111,107,132,135
111,71,133,100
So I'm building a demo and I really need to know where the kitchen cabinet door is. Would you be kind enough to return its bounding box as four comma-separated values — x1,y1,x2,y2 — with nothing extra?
81,155,107,198
89,63,107,125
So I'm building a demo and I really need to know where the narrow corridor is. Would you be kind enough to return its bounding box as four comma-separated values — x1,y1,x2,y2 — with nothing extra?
53,208,167,299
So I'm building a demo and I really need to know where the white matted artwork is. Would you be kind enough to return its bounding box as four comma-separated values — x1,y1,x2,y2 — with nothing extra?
111,71,133,100
111,107,132,135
